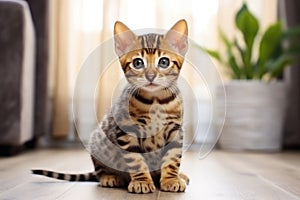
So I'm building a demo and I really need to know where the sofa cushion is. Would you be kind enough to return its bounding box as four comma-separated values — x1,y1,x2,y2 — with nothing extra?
0,0,35,145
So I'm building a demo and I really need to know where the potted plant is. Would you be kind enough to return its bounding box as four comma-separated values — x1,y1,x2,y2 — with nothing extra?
200,3,300,151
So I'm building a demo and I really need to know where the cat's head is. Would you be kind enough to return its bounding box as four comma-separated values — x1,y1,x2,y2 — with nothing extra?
114,20,188,92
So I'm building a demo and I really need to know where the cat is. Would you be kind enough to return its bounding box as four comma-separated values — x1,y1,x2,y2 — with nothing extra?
32,19,189,194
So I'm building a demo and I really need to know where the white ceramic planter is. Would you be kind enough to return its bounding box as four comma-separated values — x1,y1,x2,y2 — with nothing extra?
214,80,287,151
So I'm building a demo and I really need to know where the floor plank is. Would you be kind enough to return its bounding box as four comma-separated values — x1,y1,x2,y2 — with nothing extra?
56,183,160,200
218,151,300,198
0,148,299,200
0,149,93,199
175,152,299,200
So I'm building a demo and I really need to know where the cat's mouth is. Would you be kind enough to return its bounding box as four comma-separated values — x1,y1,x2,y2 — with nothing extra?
143,83,161,91
146,83,158,87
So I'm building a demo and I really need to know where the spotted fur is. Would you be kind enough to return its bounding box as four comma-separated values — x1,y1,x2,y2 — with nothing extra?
32,19,189,194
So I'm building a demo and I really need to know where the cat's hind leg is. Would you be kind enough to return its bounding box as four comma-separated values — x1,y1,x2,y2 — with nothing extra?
99,173,125,188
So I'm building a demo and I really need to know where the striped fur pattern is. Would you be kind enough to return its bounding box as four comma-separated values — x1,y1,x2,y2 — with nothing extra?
32,19,189,193
31,169,98,182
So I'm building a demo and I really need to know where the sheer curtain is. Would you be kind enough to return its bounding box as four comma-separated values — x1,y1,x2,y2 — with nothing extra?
48,0,278,144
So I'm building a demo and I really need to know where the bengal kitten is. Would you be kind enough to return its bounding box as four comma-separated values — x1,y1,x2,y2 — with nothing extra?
32,19,189,194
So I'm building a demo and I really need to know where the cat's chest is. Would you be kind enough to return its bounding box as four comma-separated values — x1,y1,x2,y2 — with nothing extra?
147,104,168,132
124,97,182,132
135,103,181,144
133,102,172,123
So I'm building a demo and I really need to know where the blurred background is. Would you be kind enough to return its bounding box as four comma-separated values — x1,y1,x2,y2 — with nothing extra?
0,0,299,155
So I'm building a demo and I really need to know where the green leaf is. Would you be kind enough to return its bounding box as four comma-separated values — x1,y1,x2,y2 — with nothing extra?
201,47,222,61
259,22,283,63
235,3,258,79
234,39,245,59
282,26,300,59
219,30,242,79
193,44,223,62
233,38,248,77
267,54,293,78
282,25,300,39
286,46,300,55
258,22,283,78
228,54,241,79
219,28,232,50
235,3,259,50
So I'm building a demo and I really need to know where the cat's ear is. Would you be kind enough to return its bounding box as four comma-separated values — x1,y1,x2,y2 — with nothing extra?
114,21,137,57
165,19,188,56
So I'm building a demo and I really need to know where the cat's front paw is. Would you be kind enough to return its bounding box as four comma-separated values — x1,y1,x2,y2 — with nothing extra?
128,180,156,194
160,176,187,192
179,172,190,185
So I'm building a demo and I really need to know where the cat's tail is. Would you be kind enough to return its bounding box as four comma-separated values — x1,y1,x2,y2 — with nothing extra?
31,169,100,182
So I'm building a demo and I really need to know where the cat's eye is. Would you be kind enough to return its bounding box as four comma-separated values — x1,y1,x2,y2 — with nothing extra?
132,58,145,69
158,57,170,69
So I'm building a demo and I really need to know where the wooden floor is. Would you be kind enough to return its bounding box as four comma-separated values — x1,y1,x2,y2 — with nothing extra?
0,148,300,200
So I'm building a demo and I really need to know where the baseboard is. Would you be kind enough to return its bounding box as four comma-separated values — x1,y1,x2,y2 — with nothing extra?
0,138,37,157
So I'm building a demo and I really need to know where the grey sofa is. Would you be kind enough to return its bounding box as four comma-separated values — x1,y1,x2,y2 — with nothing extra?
0,0,49,155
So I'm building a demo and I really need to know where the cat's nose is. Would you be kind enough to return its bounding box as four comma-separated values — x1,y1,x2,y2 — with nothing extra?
145,72,157,82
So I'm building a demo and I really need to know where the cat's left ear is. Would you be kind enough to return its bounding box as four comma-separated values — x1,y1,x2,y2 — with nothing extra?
114,21,137,57
165,19,188,56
